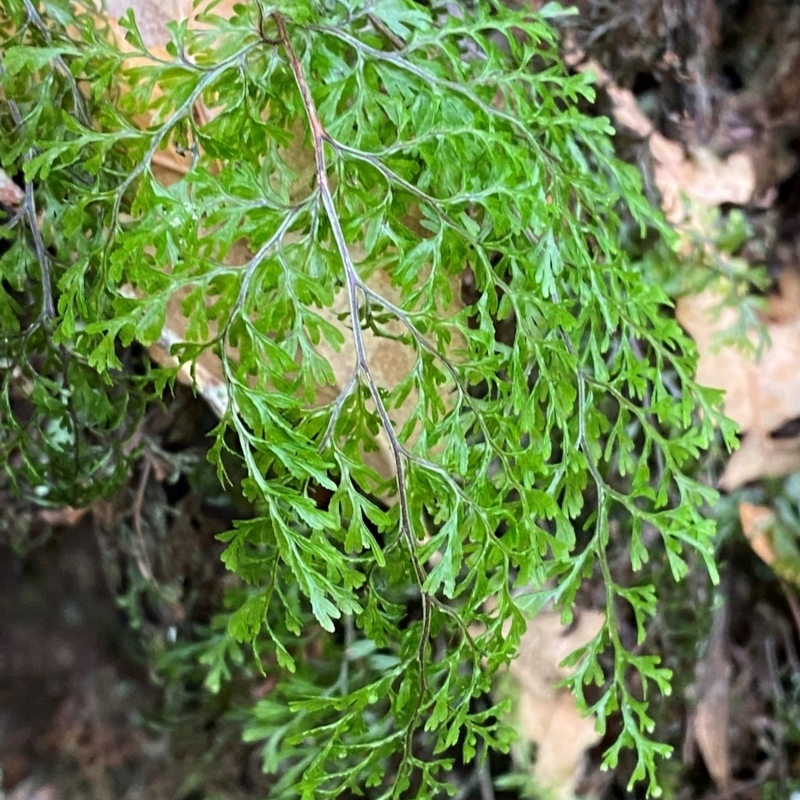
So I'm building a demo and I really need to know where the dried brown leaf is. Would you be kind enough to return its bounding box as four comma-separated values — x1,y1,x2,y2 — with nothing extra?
0,168,24,206
721,434,800,492
505,609,604,800
688,603,732,792
579,59,756,224
676,287,800,489
739,501,778,566
37,506,88,527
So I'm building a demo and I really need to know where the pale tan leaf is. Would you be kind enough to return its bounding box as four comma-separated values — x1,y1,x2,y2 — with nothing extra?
739,501,777,566
650,139,755,225
0,168,23,206
690,603,732,791
313,260,429,479
577,58,756,224
504,610,604,800
676,287,800,489
575,59,651,137
738,502,800,607
37,506,88,527
765,268,800,325
721,434,800,492
103,0,187,46
102,0,241,46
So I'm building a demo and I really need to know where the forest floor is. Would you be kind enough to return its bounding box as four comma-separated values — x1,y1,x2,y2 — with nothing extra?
4,1,800,799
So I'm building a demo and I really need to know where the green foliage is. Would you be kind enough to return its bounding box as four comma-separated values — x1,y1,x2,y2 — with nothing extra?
641,205,771,356
0,1,737,797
